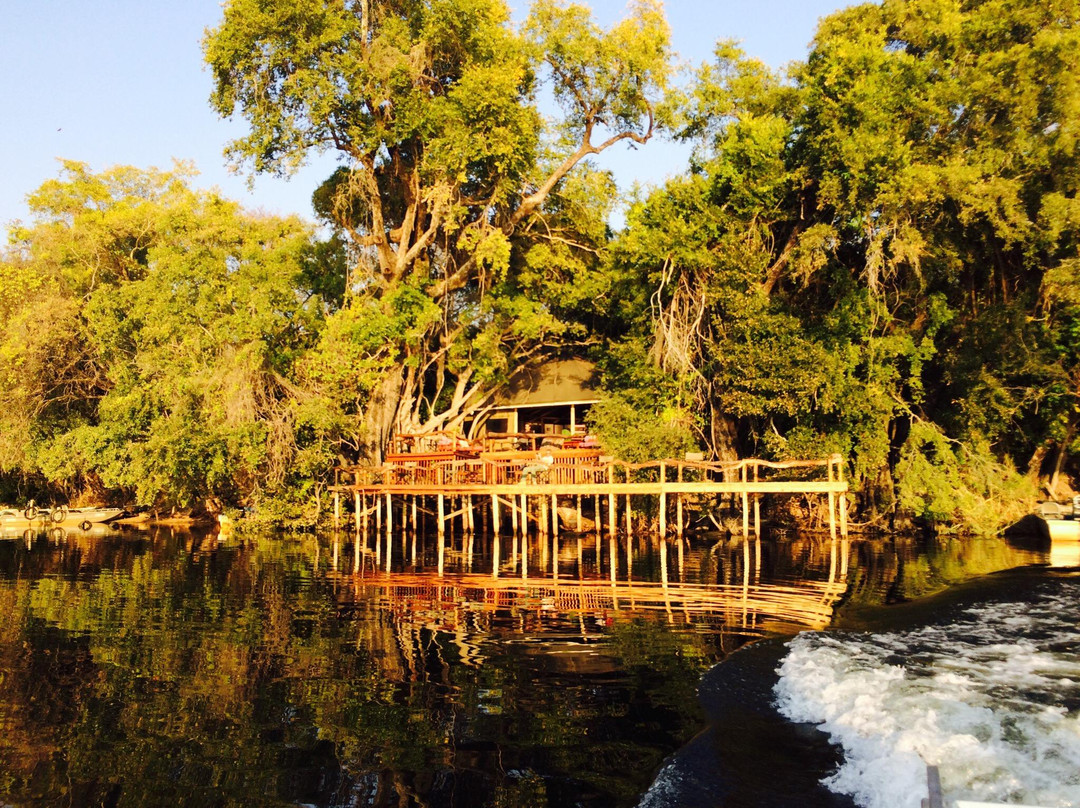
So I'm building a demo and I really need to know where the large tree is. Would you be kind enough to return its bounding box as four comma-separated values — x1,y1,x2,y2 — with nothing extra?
602,0,1080,528
0,162,336,514
203,0,672,460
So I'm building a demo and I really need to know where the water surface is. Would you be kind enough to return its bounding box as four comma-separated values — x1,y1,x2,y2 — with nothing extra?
0,525,1052,807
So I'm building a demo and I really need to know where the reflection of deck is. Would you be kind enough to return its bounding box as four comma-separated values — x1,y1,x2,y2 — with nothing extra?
331,455,851,538
324,532,853,652
348,572,848,632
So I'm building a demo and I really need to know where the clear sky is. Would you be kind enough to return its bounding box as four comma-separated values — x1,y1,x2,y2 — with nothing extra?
0,1,850,235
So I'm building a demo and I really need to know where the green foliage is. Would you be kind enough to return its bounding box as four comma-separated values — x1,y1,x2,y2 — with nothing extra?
204,0,673,454
0,164,334,514
896,422,1037,535
587,391,697,464
598,1,1080,530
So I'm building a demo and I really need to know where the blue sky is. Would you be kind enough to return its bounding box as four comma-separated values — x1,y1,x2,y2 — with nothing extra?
0,1,849,235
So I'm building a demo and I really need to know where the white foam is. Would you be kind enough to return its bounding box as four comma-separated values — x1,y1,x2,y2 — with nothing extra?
774,586,1080,808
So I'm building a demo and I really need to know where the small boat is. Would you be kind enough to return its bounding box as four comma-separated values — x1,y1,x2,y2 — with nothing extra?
1035,498,1080,541
0,506,126,530
1004,498,1080,542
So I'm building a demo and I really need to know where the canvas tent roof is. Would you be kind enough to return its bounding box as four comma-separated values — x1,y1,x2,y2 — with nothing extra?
489,359,601,409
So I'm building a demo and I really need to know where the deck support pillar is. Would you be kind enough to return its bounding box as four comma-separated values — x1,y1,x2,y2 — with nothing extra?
837,457,849,538
491,494,500,535
354,491,361,533
741,463,750,539
608,493,616,537
659,462,667,536
753,464,761,536
385,492,393,541
333,492,340,528
437,494,445,537
828,460,838,540
385,519,392,572
551,494,559,540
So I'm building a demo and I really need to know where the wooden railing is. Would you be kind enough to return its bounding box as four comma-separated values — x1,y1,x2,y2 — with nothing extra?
334,453,845,491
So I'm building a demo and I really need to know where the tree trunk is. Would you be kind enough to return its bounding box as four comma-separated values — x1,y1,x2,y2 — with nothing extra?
1049,418,1076,499
364,371,405,464
710,408,740,463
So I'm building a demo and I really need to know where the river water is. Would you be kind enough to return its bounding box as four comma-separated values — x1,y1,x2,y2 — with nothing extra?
0,524,1070,807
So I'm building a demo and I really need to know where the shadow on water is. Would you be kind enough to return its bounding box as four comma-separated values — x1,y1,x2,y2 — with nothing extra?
0,523,1053,807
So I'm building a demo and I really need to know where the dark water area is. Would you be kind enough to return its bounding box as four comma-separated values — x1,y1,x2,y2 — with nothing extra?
0,524,1055,807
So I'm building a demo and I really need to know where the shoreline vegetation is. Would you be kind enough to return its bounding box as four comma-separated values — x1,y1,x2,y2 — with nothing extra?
3,0,1079,536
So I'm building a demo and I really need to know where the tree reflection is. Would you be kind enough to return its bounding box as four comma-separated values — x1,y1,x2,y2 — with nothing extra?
0,527,1048,806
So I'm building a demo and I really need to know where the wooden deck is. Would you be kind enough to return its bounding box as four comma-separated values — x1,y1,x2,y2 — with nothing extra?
330,452,850,538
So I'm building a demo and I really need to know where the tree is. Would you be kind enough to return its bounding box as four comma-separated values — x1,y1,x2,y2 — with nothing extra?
603,0,1080,528
0,163,336,515
203,0,672,460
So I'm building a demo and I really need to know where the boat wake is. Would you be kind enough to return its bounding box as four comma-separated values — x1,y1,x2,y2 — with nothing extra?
774,577,1080,808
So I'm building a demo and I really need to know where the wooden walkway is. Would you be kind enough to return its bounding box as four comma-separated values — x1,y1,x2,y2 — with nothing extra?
330,453,850,539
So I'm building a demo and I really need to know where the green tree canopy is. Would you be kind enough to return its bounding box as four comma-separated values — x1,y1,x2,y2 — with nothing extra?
0,162,337,515
203,0,673,459
598,0,1080,528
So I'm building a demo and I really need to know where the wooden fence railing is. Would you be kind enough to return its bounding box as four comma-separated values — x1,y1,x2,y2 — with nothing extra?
335,452,845,491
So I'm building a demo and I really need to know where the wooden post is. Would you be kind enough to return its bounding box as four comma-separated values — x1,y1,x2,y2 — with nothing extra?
385,492,393,540
412,497,418,535
676,463,684,538
437,493,445,537
467,495,475,533
659,461,667,536
608,492,616,537
492,532,500,579
836,456,849,538
551,494,559,540
741,463,749,539
593,494,600,537
753,463,761,536
354,491,361,533
491,494,500,535
333,492,341,528
625,494,632,536
362,493,369,536
376,494,382,534
576,495,582,532
385,520,392,573
520,493,528,536
541,494,549,537
511,495,519,536
827,458,838,539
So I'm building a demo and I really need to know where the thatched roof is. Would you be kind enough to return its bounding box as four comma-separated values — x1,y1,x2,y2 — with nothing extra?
489,359,601,409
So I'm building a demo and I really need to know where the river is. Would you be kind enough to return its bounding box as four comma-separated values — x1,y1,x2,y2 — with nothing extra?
0,524,1070,807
